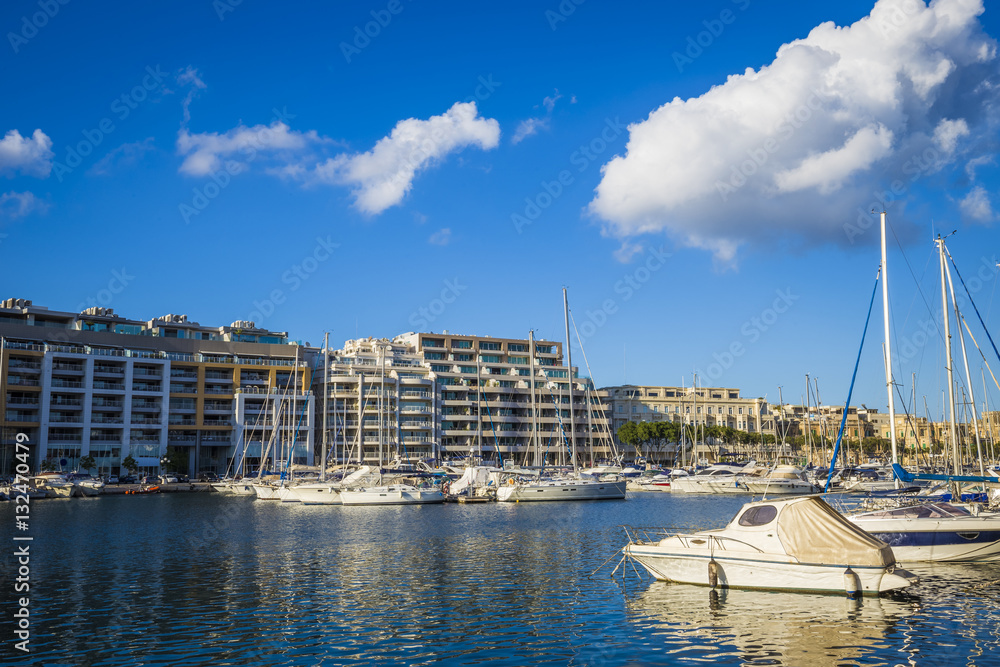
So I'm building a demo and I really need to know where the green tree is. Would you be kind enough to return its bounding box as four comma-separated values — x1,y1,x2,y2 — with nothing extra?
617,421,640,456
78,455,96,474
121,455,139,475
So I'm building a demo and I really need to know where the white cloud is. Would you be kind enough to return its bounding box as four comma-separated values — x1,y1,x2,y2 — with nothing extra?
589,0,999,261
428,228,452,245
0,191,45,219
965,154,994,180
177,121,324,176
512,117,549,144
90,138,156,176
178,66,207,125
933,118,970,154
959,185,994,222
542,90,563,113
310,101,500,215
0,129,54,178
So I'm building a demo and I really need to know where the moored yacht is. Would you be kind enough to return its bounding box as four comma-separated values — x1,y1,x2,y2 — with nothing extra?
624,495,918,595
340,484,444,505
496,475,627,502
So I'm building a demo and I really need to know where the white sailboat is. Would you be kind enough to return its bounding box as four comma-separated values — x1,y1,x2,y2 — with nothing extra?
496,289,626,502
841,215,1000,562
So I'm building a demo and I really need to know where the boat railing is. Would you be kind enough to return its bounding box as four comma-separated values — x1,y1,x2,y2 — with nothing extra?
621,523,729,545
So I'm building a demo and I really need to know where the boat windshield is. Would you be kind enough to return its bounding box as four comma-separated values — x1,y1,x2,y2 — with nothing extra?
737,505,777,526
865,502,972,519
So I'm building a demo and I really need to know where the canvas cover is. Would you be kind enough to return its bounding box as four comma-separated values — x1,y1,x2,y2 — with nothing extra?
776,497,894,567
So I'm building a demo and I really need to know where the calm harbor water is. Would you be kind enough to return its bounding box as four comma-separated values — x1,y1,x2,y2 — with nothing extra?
3,492,1000,666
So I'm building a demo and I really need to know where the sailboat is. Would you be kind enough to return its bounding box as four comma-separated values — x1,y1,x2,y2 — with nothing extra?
496,288,627,502
842,214,1000,562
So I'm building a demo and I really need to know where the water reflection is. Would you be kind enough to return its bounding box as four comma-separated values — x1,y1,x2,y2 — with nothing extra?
627,582,918,666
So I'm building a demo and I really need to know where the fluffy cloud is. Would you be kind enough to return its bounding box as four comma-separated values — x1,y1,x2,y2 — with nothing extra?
512,117,549,144
310,101,500,215
589,0,999,262
177,122,324,176
0,129,54,178
0,191,45,219
959,185,994,222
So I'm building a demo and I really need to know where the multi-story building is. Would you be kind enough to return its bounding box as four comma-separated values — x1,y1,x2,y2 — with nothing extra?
313,331,615,467
602,384,773,459
0,299,312,476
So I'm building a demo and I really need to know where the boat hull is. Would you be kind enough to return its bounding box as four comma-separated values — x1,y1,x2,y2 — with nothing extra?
625,544,914,595
849,518,1000,563
293,484,343,505
340,487,444,506
741,479,818,495
496,479,627,502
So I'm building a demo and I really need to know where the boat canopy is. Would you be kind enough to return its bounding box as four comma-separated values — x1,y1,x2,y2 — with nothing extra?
775,497,894,567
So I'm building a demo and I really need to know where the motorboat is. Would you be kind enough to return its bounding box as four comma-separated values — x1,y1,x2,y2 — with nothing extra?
741,464,820,496
68,472,105,497
496,475,627,502
31,472,74,498
340,484,445,505
669,461,756,494
623,495,918,596
846,500,1000,563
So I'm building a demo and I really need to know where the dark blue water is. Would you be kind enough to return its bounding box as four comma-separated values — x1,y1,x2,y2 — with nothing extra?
2,493,999,666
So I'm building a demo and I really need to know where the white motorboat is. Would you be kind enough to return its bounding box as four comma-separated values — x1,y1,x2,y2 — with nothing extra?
496,476,627,502
846,500,1000,563
69,473,105,497
31,473,74,498
741,465,819,496
252,482,281,500
340,484,444,505
669,462,755,494
624,495,918,596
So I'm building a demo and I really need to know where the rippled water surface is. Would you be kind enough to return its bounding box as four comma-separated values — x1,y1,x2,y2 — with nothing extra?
2,493,999,666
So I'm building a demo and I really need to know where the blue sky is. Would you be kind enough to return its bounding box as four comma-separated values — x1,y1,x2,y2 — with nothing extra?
2,0,1000,419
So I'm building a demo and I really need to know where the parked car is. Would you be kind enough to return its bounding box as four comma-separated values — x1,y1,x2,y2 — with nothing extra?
106,475,119,484
174,473,190,483
119,475,137,485
198,472,220,482
159,474,179,484
140,475,159,485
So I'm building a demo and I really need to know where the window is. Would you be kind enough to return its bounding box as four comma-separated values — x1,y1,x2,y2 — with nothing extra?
430,364,451,373
423,338,444,348
729,407,733,415
508,356,528,365
653,405,658,413
707,407,713,414
452,340,472,349
479,355,500,363
648,392,658,397
739,407,743,415
738,505,777,526
508,343,526,352
479,341,501,351
425,352,445,360
459,366,477,374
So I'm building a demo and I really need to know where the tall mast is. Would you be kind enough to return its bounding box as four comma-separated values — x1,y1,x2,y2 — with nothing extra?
944,249,985,476
880,210,900,467
321,333,329,481
692,373,698,462
529,330,540,467
563,288,577,473
804,374,812,465
938,236,961,476
357,371,364,466
476,353,483,461
680,378,686,468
